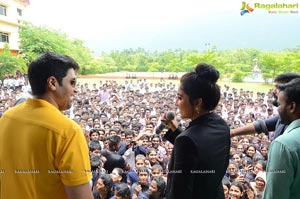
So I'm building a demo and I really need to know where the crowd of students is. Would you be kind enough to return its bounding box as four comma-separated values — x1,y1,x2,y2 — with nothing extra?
0,77,275,199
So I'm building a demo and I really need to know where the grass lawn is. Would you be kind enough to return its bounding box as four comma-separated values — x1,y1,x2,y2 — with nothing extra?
218,81,273,94
78,74,274,95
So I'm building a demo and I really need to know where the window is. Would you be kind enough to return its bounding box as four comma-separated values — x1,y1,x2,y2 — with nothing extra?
0,5,7,16
17,8,22,16
0,32,9,43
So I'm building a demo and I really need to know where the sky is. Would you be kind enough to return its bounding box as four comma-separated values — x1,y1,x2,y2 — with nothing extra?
26,0,300,54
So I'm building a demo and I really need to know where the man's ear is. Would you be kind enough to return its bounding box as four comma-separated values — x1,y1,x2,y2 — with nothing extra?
47,76,57,91
289,102,300,115
288,102,295,112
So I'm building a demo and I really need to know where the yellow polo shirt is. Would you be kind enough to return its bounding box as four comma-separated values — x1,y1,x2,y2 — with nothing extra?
0,98,91,199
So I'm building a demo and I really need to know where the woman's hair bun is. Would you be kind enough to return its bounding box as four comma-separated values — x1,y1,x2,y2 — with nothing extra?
195,63,219,83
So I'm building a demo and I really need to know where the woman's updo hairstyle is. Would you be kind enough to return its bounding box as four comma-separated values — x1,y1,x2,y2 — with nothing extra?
180,63,220,111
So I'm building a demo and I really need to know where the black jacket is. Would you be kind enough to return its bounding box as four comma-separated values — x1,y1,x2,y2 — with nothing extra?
164,112,230,199
101,150,126,174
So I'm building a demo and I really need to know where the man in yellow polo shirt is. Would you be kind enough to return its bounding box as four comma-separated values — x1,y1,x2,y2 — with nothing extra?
0,52,93,199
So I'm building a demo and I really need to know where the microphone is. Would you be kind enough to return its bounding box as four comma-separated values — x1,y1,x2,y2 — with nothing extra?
155,112,175,134
166,111,175,121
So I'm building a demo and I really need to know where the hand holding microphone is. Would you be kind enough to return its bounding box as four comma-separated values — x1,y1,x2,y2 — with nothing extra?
156,112,177,134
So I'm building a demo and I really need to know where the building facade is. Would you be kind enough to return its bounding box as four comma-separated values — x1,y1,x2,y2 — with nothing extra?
0,0,29,56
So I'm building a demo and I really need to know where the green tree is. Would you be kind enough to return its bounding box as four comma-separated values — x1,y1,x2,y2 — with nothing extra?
259,52,280,82
0,43,25,78
19,22,94,72
232,70,246,82
19,22,69,63
69,39,94,69
286,51,300,73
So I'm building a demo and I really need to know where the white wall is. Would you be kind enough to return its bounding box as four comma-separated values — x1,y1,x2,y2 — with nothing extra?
0,0,27,50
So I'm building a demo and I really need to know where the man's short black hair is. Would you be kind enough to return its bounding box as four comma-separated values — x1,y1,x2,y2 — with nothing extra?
90,155,102,171
274,73,300,83
278,78,300,104
28,52,79,96
89,129,100,137
108,135,121,150
89,140,101,152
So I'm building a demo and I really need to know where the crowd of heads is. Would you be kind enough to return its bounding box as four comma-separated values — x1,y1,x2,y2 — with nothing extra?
2,61,300,198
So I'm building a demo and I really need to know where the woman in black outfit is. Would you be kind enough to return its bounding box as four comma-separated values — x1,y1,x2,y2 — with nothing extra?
164,63,230,199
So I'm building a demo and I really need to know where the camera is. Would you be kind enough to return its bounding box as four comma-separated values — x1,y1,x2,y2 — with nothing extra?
130,140,137,146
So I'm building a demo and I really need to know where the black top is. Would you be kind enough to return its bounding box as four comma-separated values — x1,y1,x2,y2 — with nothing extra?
92,189,113,199
253,115,287,141
164,112,230,199
101,150,126,174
